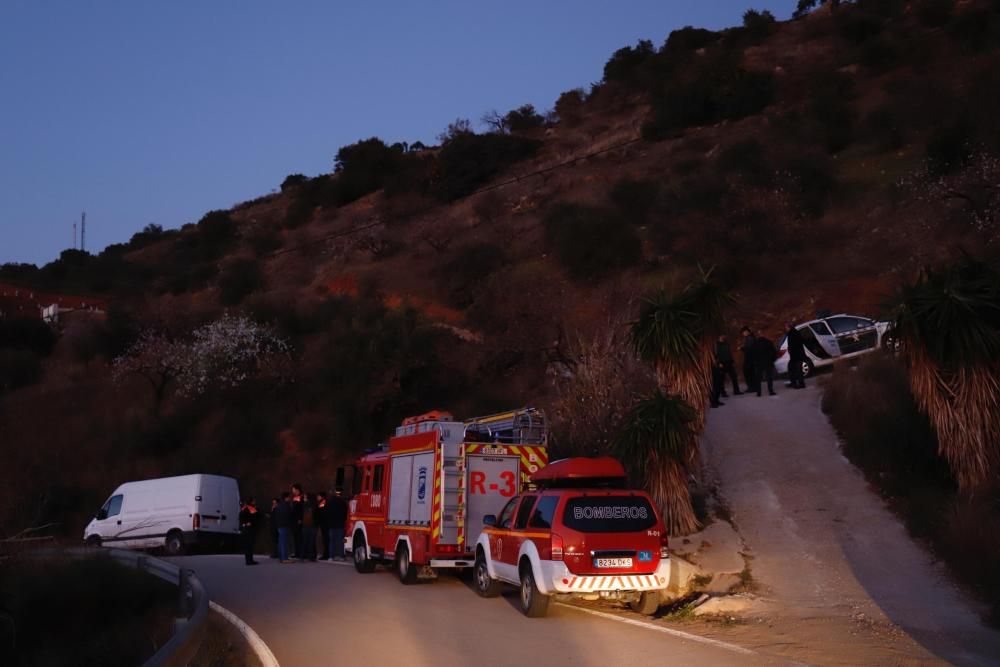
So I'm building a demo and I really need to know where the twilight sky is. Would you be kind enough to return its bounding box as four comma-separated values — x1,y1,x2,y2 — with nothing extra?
0,0,797,266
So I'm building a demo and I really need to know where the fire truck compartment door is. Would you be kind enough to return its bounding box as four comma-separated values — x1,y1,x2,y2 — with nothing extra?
466,455,521,537
388,454,414,523
407,452,435,525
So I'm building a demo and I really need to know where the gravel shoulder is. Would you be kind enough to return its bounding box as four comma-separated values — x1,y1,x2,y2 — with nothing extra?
701,381,1000,666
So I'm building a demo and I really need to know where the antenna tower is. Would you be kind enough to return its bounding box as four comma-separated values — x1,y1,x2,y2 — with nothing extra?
81,212,86,252
73,223,77,250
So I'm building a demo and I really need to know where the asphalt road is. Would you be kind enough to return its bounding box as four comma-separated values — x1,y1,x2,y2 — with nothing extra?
174,555,773,667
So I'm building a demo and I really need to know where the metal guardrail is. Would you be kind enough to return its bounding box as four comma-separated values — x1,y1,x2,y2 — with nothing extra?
58,547,209,667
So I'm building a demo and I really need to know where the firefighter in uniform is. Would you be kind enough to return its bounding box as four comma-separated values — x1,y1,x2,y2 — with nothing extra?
240,497,260,566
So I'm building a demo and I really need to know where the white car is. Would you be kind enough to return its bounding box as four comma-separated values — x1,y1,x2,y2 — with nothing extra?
774,314,894,378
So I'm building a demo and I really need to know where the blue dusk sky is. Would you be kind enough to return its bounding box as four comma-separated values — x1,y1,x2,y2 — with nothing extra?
0,1,798,266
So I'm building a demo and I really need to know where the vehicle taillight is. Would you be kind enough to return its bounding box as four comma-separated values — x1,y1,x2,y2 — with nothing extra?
659,533,670,560
192,514,200,530
776,349,787,358
551,533,563,561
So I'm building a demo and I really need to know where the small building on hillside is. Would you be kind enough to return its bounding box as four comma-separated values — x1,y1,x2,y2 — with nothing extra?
0,282,107,322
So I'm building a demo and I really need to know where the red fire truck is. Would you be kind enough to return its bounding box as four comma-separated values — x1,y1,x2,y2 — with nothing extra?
346,407,549,583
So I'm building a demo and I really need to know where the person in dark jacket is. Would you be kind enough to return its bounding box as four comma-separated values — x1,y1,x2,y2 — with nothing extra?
317,492,330,560
268,497,279,559
239,497,260,566
301,493,318,561
785,322,807,389
715,334,742,397
753,331,778,397
327,490,348,561
272,493,294,563
740,326,758,394
291,483,304,559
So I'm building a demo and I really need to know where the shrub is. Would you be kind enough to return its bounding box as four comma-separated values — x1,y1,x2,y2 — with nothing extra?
783,155,837,218
661,26,719,57
926,119,974,175
433,132,541,201
0,317,56,356
332,137,406,205
806,71,857,153
218,257,264,305
837,10,884,44
543,203,641,281
280,173,308,191
717,139,771,184
196,209,237,254
504,104,545,133
742,9,777,44
603,40,656,88
916,0,955,27
0,349,42,394
609,178,660,225
439,242,508,307
554,88,587,126
864,105,906,151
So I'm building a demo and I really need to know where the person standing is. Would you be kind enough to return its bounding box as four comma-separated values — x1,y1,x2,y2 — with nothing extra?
753,330,778,397
301,493,318,562
715,334,742,397
317,492,330,560
740,326,758,395
291,483,304,560
785,322,807,389
273,493,294,563
327,489,348,561
268,497,280,559
239,497,260,566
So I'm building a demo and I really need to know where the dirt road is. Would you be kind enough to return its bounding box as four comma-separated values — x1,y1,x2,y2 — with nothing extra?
701,382,1000,666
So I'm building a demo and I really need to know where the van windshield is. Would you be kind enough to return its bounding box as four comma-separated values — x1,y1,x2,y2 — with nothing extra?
561,496,657,533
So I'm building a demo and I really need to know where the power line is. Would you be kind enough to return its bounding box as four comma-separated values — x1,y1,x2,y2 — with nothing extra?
268,135,644,258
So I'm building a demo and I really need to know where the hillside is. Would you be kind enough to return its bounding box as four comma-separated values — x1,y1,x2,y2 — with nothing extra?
2,0,1000,538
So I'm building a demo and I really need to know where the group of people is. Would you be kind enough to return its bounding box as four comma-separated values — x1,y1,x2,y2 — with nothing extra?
238,483,349,566
710,322,808,408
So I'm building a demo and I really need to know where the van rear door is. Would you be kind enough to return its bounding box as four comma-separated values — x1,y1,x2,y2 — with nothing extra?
198,478,225,533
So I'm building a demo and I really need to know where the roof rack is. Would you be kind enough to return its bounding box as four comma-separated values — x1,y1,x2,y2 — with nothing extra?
463,407,547,446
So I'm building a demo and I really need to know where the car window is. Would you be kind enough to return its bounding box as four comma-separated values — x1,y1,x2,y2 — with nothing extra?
497,497,519,529
529,496,559,529
810,322,832,336
827,317,861,334
514,495,537,530
105,494,123,518
562,496,657,533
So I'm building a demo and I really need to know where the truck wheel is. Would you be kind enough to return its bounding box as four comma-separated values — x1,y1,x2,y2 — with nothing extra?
353,534,376,573
801,358,814,378
474,550,502,598
518,562,550,618
629,591,660,616
164,530,185,556
396,544,418,585
85,535,101,548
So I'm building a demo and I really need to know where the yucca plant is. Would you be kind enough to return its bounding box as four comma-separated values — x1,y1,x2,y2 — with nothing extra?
630,269,733,430
615,391,700,535
891,256,1000,493
625,269,734,533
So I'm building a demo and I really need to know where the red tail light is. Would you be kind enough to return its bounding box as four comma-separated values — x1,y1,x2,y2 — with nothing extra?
659,533,670,559
550,533,564,560
192,514,201,530
777,349,787,358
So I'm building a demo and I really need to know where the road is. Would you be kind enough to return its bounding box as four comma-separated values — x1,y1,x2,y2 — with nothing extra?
175,555,773,667
702,382,1000,666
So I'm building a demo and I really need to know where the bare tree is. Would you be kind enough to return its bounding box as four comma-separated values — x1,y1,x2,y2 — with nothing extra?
480,109,508,134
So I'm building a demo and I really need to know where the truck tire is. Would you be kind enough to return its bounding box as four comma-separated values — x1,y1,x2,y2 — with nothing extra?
474,549,502,598
164,530,185,556
518,561,550,618
353,534,376,573
629,591,660,616
396,544,418,585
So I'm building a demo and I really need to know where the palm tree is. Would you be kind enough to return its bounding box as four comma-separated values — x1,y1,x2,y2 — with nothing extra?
615,391,699,535
891,257,1000,493
626,269,734,533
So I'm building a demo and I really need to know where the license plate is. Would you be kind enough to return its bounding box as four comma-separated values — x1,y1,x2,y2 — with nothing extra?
594,557,632,569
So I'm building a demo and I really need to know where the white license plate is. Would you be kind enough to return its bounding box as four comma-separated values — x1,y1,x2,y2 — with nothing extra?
594,557,632,568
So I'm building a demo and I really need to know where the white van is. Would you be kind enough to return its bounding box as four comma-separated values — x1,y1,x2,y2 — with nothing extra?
83,474,241,555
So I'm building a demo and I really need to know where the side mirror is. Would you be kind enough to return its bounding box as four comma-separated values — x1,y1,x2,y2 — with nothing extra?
483,514,497,527
96,509,107,521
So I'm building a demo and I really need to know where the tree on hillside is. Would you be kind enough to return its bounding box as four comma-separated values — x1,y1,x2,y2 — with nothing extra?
891,257,1000,493
794,0,841,18
113,315,290,415
626,270,734,533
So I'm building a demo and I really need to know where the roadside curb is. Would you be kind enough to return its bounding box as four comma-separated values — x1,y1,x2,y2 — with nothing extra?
209,601,280,667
